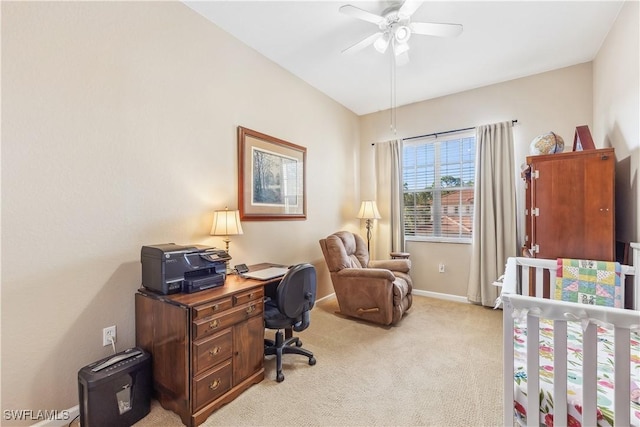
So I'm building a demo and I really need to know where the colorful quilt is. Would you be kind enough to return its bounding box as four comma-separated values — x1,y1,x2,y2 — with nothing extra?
555,259,622,308
512,318,640,426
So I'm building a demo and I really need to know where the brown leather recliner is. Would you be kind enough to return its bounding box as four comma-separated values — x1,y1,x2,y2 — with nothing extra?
319,231,412,326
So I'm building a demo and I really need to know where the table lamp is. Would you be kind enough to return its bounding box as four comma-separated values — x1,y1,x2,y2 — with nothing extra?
211,207,243,273
357,200,381,253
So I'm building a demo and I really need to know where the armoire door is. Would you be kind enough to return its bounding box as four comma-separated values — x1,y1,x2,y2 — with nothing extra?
529,148,614,261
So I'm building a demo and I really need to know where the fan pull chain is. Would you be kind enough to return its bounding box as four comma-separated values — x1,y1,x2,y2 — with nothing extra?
390,48,397,135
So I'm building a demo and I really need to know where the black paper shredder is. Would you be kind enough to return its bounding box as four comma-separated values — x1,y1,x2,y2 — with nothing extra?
78,347,151,427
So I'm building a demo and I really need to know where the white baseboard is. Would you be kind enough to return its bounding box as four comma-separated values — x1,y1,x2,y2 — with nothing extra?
412,289,469,304
315,293,336,303
30,405,79,427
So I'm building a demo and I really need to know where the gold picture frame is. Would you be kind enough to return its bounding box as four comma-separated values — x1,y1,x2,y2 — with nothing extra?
237,126,307,221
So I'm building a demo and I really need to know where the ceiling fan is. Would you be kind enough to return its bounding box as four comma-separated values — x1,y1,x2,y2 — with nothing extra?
340,0,463,65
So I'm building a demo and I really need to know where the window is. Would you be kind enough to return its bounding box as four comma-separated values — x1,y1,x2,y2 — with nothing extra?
403,132,475,242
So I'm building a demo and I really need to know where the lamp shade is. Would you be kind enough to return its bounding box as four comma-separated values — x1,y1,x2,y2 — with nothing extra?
210,207,244,236
357,201,381,220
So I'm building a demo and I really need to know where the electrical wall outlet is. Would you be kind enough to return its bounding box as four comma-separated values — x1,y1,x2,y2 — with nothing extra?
103,325,116,346
438,263,445,273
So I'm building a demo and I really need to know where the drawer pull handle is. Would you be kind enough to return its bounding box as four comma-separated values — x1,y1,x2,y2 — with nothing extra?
208,319,219,330
246,305,255,314
209,347,221,356
209,379,220,390
212,303,219,311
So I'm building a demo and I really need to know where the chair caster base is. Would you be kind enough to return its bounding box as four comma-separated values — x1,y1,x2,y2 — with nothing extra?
309,356,316,366
276,372,284,382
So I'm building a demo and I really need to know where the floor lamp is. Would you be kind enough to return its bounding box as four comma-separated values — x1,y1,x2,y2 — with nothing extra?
210,207,243,273
357,200,381,254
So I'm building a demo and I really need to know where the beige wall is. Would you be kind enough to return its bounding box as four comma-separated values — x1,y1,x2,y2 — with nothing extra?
593,0,640,243
360,63,594,297
3,0,639,419
1,2,359,417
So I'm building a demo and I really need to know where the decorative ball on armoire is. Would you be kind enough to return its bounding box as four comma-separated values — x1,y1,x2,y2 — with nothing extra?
529,131,564,155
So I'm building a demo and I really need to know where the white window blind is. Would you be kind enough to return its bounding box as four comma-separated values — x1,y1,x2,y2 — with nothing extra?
403,132,475,242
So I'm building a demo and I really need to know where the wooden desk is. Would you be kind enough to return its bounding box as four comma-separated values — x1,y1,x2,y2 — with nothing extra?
135,264,282,427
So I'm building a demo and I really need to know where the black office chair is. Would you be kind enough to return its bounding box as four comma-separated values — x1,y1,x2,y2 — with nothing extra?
264,263,317,382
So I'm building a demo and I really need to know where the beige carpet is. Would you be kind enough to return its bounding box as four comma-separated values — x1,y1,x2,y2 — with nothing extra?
134,296,503,426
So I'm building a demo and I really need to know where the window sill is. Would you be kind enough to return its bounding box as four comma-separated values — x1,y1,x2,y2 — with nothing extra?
405,237,472,244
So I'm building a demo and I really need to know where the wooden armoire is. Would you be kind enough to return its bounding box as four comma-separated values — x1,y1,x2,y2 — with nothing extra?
522,147,616,262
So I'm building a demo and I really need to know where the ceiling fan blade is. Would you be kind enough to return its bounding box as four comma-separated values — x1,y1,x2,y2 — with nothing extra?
410,22,463,38
398,0,423,19
339,5,385,25
342,32,383,55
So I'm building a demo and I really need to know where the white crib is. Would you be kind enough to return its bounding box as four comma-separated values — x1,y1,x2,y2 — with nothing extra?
501,242,640,427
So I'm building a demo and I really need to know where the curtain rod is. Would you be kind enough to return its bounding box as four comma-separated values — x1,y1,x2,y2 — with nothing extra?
404,119,518,141
372,119,518,145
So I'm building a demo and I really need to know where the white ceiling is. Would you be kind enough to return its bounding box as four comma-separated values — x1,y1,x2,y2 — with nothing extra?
184,1,624,116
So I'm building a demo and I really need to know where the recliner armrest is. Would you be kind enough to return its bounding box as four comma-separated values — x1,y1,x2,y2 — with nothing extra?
336,267,396,282
368,259,411,273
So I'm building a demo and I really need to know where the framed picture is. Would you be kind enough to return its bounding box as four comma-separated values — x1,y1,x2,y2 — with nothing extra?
237,126,306,221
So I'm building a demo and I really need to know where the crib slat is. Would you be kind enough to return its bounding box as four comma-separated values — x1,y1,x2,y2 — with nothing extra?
553,320,568,423
548,269,557,300
526,314,539,427
613,327,631,426
503,301,515,427
535,267,544,298
582,322,598,426
521,265,530,296
633,242,640,309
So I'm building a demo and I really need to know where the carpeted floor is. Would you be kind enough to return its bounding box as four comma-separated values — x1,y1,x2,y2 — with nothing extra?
134,295,503,426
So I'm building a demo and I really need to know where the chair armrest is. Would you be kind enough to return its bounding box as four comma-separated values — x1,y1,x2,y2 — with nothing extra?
368,259,411,273
390,251,410,259
336,267,396,282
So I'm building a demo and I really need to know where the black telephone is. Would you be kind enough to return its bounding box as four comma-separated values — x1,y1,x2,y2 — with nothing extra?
235,264,249,274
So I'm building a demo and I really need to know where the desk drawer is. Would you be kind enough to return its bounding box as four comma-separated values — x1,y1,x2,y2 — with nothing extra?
233,288,264,306
193,301,263,340
193,297,233,320
193,329,232,376
193,360,232,411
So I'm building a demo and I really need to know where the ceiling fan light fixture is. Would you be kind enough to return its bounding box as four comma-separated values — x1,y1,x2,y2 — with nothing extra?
394,25,411,43
373,32,391,53
394,40,410,56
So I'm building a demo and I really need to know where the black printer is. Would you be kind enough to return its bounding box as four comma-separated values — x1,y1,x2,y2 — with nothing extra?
141,243,230,294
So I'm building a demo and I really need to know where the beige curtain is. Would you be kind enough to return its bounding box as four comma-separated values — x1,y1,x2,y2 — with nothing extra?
374,140,404,259
467,121,517,306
